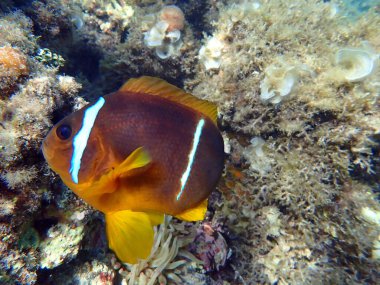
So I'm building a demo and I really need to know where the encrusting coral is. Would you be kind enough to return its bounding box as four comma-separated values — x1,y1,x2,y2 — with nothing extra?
0,0,379,284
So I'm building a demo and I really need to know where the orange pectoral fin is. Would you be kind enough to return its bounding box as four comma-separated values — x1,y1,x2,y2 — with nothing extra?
79,147,151,197
105,210,164,264
174,199,208,222
115,147,151,178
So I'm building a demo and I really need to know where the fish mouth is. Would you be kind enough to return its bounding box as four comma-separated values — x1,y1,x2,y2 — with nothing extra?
41,140,53,160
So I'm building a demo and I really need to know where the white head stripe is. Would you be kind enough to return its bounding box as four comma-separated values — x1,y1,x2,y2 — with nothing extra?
176,118,205,201
70,97,105,184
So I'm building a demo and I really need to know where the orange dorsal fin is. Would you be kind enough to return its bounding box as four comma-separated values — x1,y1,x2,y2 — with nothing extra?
119,76,218,125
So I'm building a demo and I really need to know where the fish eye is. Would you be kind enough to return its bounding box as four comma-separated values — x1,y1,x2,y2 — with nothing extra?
56,124,72,140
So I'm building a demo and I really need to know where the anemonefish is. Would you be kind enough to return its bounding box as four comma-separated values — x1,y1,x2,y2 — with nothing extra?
42,76,224,263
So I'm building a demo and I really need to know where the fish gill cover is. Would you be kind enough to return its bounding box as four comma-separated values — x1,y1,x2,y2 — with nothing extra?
0,0,379,284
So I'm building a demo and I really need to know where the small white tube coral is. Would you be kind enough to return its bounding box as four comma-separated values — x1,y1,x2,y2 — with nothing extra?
243,137,272,175
335,47,378,82
198,36,224,70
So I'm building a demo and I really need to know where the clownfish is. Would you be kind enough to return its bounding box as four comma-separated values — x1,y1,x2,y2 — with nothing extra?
42,76,224,263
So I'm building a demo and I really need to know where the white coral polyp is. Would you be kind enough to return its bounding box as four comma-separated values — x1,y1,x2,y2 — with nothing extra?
144,21,169,47
166,30,181,43
335,48,378,82
144,21,183,59
260,66,298,104
199,37,224,70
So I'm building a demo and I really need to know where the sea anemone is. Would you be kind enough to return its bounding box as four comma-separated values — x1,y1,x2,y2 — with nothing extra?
120,216,204,285
334,46,379,82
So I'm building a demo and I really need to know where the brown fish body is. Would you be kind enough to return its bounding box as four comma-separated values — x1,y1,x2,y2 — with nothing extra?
84,90,224,214
42,76,224,263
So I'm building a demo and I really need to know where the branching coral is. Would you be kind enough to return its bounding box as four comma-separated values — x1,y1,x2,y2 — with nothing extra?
39,223,84,269
0,46,29,77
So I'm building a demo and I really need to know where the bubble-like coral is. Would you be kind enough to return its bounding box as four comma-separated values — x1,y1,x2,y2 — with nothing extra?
334,45,379,82
143,5,185,59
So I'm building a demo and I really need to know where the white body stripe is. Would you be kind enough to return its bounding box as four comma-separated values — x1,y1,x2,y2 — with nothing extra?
70,97,105,184
176,118,205,200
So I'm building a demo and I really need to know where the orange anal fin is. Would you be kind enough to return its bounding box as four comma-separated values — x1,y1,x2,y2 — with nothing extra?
105,210,164,264
174,199,208,222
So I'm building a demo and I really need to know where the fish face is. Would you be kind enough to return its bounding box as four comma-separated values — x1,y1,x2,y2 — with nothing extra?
42,112,82,183
42,98,107,186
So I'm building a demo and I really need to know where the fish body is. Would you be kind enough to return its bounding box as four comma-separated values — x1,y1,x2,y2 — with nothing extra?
42,76,224,263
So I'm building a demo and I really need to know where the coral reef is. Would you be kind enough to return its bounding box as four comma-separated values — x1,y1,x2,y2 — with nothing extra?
0,6,83,284
0,0,379,284
186,0,380,283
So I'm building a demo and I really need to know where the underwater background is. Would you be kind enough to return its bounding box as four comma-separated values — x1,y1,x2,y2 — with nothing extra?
0,0,379,284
